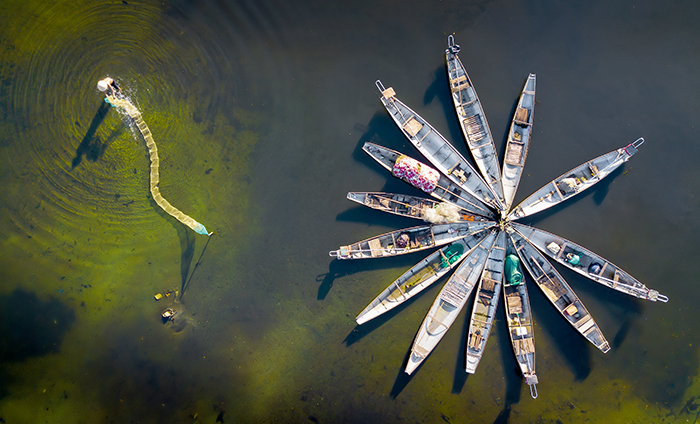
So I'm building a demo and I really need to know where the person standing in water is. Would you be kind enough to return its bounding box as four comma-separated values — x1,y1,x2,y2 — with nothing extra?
97,77,120,96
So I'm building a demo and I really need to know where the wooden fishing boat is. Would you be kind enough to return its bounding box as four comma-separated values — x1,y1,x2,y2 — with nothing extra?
363,142,495,218
511,222,668,302
374,80,504,211
508,138,645,220
346,192,486,223
329,221,493,260
356,231,490,325
445,35,505,206
465,230,506,374
405,230,496,375
507,226,610,352
503,239,538,398
502,74,536,213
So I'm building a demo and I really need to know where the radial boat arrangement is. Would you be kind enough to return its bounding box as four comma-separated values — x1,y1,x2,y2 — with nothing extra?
329,35,668,399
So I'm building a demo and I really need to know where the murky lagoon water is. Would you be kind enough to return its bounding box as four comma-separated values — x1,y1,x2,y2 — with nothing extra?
1,0,700,422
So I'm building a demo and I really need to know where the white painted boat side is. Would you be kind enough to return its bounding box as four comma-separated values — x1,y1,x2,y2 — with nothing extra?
346,192,486,222
375,81,504,211
445,36,505,205
503,237,538,393
511,222,667,302
508,138,644,220
356,230,492,325
507,226,610,352
330,221,494,260
465,230,507,373
362,142,495,218
405,230,497,374
502,74,536,213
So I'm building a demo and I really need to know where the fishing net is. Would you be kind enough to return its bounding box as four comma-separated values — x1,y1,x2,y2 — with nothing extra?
423,202,461,223
104,91,210,236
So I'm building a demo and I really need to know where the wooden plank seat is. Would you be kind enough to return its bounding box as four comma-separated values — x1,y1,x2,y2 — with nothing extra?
403,117,423,137
469,331,484,350
514,107,530,125
507,293,523,314
368,238,383,257
505,142,524,166
463,114,486,143
441,282,470,307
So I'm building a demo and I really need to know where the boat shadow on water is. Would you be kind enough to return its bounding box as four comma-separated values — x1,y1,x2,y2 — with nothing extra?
421,65,466,152
557,266,644,350
512,165,624,231
318,252,422,301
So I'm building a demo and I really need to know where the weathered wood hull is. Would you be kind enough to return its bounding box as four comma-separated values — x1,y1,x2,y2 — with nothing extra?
511,222,667,302
465,230,506,373
375,81,503,211
502,74,536,213
508,138,644,220
356,231,491,325
507,226,610,352
405,230,496,375
445,36,505,206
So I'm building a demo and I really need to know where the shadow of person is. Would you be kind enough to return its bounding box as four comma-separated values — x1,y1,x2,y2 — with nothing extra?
72,101,114,168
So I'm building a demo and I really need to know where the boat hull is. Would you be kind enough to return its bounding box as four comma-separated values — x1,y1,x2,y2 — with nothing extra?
375,81,503,211
508,138,644,220
445,36,505,205
511,222,667,302
346,192,485,223
465,230,506,373
356,230,492,325
502,74,536,213
330,221,493,260
503,240,538,392
507,226,610,352
363,142,495,218
405,230,497,374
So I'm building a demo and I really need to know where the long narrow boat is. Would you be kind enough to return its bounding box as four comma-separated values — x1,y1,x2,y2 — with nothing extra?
405,230,496,375
465,230,506,374
508,138,645,221
507,226,610,352
503,241,538,398
329,221,493,260
363,142,494,218
502,74,536,214
374,80,503,211
346,192,487,223
511,222,668,302
445,35,505,206
356,231,491,325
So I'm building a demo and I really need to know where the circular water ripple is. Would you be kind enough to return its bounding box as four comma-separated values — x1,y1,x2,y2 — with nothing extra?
0,0,286,264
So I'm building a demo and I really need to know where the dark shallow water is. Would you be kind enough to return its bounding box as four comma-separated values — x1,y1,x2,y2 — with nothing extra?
1,0,700,422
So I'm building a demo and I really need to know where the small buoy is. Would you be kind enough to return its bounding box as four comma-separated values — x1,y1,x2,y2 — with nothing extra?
154,293,163,301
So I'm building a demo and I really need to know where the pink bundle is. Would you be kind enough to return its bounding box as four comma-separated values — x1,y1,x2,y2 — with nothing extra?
392,155,439,193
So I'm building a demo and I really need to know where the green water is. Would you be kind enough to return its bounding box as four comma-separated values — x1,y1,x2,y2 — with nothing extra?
1,0,700,423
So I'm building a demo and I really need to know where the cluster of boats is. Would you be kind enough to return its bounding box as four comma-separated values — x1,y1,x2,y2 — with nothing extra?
329,35,667,398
